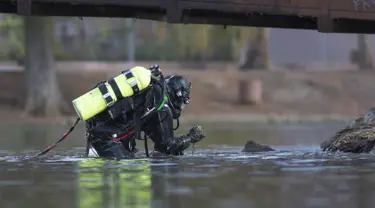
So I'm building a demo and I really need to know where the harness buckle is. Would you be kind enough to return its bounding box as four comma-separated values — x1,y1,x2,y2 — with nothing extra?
102,92,114,106
128,79,137,87
103,92,111,99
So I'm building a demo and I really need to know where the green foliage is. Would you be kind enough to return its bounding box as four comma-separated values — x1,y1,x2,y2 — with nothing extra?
0,14,24,60
0,15,262,62
174,24,212,58
149,23,255,61
227,26,256,60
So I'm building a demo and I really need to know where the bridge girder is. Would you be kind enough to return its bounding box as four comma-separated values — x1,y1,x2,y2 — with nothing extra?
1,0,375,34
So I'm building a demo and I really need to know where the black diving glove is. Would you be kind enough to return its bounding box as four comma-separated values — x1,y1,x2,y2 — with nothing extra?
165,126,206,155
187,125,206,143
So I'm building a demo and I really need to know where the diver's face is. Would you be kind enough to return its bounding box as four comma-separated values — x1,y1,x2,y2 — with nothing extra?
173,98,187,111
167,77,191,113
181,103,187,111
176,89,190,111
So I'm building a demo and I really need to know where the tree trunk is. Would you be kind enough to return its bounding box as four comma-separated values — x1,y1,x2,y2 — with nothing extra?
23,16,66,117
126,19,136,66
240,27,269,70
358,34,374,70
79,20,87,48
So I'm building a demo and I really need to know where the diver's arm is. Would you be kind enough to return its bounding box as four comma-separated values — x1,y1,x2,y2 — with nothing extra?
161,109,191,155
143,105,204,155
165,124,205,155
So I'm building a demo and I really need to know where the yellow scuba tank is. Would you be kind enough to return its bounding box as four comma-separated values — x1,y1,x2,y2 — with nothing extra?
72,66,152,121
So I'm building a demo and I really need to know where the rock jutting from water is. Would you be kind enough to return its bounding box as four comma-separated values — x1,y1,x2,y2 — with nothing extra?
242,140,275,153
321,107,375,153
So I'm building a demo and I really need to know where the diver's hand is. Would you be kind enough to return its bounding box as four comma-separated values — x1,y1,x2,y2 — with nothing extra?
165,138,184,155
188,125,206,143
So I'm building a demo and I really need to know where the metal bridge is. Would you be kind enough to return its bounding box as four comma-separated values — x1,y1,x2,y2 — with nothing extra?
1,0,375,34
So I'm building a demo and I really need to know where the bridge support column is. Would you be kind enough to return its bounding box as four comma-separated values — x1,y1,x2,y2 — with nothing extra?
17,0,32,16
318,16,333,33
166,0,182,23
318,0,333,33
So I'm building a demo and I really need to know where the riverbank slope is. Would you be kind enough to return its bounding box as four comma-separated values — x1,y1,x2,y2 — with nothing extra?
0,61,371,125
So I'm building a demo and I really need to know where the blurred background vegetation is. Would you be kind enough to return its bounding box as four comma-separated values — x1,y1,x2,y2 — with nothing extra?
0,14,372,70
0,13,374,119
0,15,262,63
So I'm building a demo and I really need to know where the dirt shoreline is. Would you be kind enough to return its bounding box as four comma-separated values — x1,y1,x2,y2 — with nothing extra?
0,61,372,126
0,107,354,126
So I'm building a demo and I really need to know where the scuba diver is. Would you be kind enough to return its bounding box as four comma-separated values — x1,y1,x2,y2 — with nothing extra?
84,64,206,159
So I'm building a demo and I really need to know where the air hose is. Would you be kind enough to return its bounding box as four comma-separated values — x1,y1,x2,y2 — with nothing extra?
33,117,81,158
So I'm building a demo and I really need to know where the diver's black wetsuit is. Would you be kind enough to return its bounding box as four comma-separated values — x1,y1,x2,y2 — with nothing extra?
85,79,200,159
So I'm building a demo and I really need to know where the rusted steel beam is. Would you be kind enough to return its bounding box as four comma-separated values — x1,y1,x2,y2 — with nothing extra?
0,0,375,34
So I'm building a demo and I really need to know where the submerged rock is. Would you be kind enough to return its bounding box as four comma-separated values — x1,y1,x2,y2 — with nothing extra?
321,108,375,153
242,140,275,153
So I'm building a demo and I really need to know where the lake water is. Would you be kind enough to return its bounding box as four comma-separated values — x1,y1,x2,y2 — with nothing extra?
1,122,375,208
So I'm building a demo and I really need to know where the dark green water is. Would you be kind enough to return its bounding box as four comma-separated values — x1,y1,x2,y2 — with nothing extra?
1,122,375,208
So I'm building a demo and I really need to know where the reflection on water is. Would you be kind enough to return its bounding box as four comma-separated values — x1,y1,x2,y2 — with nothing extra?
1,122,375,208
1,152,375,208
78,159,152,208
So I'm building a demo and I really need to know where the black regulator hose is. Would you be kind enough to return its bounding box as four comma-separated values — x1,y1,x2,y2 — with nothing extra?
33,117,81,158
152,70,180,131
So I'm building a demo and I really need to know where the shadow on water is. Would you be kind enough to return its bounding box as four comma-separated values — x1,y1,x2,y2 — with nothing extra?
1,122,375,208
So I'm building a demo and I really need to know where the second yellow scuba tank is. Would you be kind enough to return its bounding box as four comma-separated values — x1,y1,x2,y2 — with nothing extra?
72,66,152,121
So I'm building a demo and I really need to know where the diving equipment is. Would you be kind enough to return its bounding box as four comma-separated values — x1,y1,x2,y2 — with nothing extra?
72,66,152,121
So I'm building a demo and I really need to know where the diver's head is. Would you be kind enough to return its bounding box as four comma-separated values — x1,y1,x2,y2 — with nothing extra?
165,75,191,117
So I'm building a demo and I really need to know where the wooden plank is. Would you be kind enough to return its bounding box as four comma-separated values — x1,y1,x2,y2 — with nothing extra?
0,0,375,33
